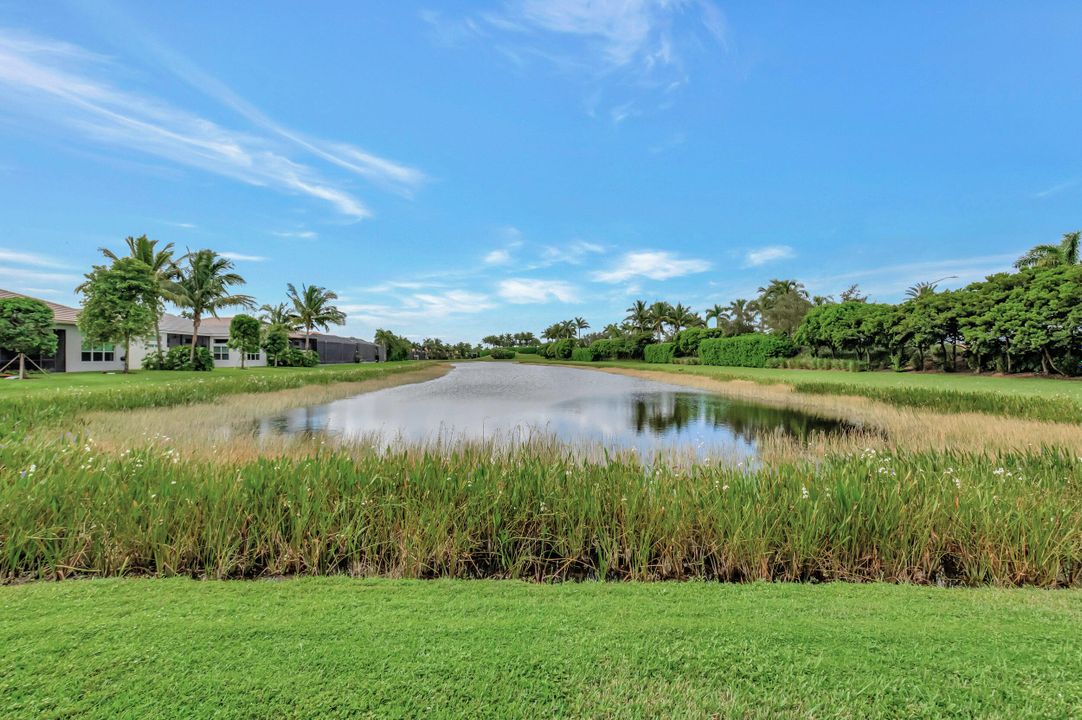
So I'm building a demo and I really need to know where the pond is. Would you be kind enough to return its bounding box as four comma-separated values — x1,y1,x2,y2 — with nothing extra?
255,363,854,460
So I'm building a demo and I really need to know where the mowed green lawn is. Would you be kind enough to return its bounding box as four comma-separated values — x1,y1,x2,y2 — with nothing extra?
0,363,419,396
1,579,1079,719
530,357,1082,401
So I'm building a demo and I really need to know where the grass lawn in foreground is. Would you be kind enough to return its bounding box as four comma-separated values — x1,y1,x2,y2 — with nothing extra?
1,579,1079,719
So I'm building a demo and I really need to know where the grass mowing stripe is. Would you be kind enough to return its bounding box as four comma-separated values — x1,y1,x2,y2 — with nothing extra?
0,578,1079,719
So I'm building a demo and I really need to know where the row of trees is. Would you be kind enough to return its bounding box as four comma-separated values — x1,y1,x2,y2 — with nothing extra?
483,232,1081,376
71,235,348,372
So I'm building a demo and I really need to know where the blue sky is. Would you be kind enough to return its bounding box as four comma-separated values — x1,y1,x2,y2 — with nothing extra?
2,2,1081,342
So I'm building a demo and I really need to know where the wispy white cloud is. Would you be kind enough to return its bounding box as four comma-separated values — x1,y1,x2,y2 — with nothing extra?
0,266,83,287
592,250,710,283
427,1,728,121
0,28,423,218
536,240,605,267
1032,178,1077,199
498,278,579,303
496,0,726,71
272,230,318,240
0,248,73,269
743,245,794,267
220,251,267,262
339,290,494,325
484,248,513,265
808,253,1020,299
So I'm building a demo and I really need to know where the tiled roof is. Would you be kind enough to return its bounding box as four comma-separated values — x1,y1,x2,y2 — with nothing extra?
0,288,81,324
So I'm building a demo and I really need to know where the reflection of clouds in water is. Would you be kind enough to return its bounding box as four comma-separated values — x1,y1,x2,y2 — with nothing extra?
256,363,849,459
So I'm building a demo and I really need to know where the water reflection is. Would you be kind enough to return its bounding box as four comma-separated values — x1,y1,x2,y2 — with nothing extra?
255,363,853,459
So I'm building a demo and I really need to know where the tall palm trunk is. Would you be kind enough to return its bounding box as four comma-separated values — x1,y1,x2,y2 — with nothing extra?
190,314,201,364
305,326,311,350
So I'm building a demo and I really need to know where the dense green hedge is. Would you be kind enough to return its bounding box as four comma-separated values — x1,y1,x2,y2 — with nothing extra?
699,334,796,368
674,327,723,357
489,348,516,360
589,332,654,360
644,342,676,364
571,347,599,362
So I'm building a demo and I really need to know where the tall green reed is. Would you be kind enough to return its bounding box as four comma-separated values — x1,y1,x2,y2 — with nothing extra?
3,440,1078,586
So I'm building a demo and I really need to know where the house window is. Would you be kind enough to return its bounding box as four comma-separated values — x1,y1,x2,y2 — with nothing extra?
246,352,260,361
212,339,229,361
81,343,115,362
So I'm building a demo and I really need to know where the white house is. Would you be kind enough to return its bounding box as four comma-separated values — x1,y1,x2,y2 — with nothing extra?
1,289,385,372
0,289,127,373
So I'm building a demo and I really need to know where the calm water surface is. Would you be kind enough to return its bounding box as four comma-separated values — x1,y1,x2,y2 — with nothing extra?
256,363,852,459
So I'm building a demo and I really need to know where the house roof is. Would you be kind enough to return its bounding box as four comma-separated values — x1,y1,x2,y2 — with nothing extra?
158,314,232,337
0,288,81,324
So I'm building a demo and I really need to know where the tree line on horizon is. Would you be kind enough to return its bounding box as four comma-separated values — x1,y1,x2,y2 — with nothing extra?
481,232,1082,375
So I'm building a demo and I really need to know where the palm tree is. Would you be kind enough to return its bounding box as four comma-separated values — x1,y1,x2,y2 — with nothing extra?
648,301,672,340
625,299,651,332
705,303,727,329
667,303,699,338
573,316,590,340
757,279,808,309
726,299,758,335
165,249,254,363
287,283,347,350
259,302,299,329
905,281,939,300
1015,231,1081,269
100,235,177,353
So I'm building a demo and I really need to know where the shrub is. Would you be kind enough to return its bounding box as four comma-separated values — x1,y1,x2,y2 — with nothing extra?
543,338,574,360
571,346,599,362
699,334,795,368
674,327,722,357
143,345,216,371
489,348,516,360
517,346,540,355
644,343,676,364
277,348,319,367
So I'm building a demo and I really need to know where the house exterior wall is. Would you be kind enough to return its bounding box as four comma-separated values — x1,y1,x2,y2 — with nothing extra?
58,323,128,373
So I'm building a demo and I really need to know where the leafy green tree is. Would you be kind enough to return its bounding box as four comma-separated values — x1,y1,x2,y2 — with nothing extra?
228,314,262,369
1011,265,1082,375
0,297,58,379
839,284,868,303
374,328,414,361
760,290,811,336
1014,231,1080,269
165,250,254,364
261,323,290,367
78,257,158,373
288,283,346,350
100,235,177,353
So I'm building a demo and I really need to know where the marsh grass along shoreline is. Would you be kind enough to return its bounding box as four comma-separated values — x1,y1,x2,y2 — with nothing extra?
1,362,1080,587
